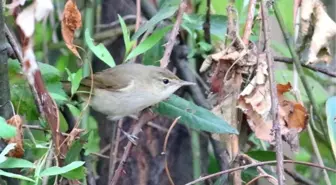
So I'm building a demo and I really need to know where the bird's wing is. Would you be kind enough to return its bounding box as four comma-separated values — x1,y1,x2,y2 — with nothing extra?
80,65,137,91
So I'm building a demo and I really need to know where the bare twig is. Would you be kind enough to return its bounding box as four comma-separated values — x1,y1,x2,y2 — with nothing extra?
185,160,336,185
241,154,278,184
308,107,332,185
135,0,141,31
203,0,211,44
284,169,315,185
109,112,156,185
273,56,336,77
160,0,187,68
245,174,277,185
260,1,284,184
242,0,257,44
163,117,181,185
108,119,123,183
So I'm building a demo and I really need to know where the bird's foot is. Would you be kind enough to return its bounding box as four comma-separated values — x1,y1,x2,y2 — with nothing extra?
119,128,138,145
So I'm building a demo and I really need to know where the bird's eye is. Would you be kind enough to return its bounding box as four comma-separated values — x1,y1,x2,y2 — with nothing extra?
162,79,170,84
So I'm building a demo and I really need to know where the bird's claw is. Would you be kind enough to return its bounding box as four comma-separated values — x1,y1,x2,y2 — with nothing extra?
120,128,138,145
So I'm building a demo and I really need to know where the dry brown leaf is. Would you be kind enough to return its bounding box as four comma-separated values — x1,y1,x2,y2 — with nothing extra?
62,0,82,59
5,115,24,158
297,0,336,64
238,80,308,150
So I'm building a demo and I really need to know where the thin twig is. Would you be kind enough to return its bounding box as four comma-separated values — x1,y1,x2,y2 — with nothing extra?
135,0,141,31
273,56,336,77
245,174,277,185
108,119,123,183
260,1,284,184
109,112,156,185
284,169,315,185
242,0,257,45
163,117,181,185
185,160,336,185
241,154,278,184
160,0,187,68
308,106,332,185
203,0,211,44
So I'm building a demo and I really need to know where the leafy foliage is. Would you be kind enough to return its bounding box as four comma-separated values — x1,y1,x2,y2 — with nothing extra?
154,95,238,134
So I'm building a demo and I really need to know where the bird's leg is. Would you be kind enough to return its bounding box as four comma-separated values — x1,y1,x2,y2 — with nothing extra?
119,127,138,145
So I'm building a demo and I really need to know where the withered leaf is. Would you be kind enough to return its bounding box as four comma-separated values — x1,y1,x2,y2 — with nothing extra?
5,115,24,158
62,0,82,59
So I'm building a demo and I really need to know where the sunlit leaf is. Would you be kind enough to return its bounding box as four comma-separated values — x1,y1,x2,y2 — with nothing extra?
154,95,238,134
0,118,16,140
0,158,35,169
84,29,116,68
40,161,85,177
126,26,172,61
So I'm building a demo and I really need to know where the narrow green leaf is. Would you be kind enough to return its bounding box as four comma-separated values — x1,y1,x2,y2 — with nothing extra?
84,29,116,68
40,161,85,177
131,6,179,40
118,15,134,55
126,26,172,61
154,95,238,134
66,68,83,96
0,169,34,182
0,117,16,139
326,96,336,160
0,158,35,169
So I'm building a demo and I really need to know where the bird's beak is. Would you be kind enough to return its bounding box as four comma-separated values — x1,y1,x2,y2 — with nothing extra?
179,80,196,86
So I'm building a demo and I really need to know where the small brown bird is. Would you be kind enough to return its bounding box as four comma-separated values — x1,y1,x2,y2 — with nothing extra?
65,63,195,120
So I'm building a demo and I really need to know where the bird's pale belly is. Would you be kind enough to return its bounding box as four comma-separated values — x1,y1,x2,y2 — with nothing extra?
90,88,159,120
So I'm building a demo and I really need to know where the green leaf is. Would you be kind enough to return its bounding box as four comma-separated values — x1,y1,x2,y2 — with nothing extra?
246,151,276,161
118,15,135,56
131,5,179,41
66,68,83,95
275,69,329,104
65,132,90,164
0,169,34,182
84,29,116,68
61,166,85,179
181,14,227,40
326,96,336,160
126,26,172,61
40,161,85,177
0,117,16,139
0,158,35,169
154,95,238,134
